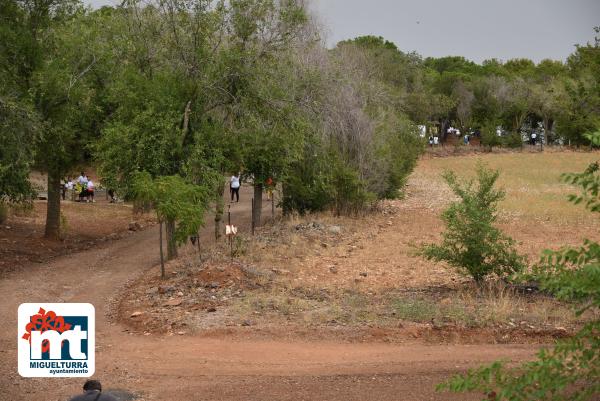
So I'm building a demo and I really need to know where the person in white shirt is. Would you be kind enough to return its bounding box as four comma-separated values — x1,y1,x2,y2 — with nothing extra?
87,180,95,203
77,172,88,185
230,173,240,202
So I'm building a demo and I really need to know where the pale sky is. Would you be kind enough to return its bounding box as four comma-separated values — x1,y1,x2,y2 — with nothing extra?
86,0,599,63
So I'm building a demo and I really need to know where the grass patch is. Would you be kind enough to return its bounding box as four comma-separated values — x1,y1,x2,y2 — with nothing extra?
418,152,600,222
228,284,594,331
391,298,437,322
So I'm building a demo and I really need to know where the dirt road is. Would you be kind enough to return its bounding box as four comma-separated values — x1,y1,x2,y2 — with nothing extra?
0,185,538,401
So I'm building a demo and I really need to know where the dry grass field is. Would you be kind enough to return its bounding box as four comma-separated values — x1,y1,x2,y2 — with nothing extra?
420,151,600,223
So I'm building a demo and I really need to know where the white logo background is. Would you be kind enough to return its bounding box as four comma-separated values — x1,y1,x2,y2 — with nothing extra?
18,303,95,377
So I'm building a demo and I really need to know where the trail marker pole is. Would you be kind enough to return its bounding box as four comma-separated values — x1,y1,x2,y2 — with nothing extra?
228,205,232,259
251,197,255,236
271,191,275,219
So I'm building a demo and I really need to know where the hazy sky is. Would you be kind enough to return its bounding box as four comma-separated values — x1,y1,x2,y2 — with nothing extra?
87,0,599,63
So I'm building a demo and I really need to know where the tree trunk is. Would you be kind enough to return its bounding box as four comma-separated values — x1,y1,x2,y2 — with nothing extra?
543,117,554,151
214,180,225,241
45,168,61,240
159,221,165,279
166,218,177,260
253,183,263,227
181,100,192,144
271,188,275,219
281,182,290,216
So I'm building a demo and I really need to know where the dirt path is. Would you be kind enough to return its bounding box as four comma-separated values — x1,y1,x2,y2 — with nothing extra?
0,185,538,401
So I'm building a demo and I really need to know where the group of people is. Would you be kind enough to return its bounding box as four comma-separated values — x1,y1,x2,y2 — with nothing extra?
427,125,478,147
448,126,472,145
62,172,95,203
428,135,440,147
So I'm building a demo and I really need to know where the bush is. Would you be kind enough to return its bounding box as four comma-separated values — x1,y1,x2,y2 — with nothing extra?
282,149,376,216
281,153,332,215
419,164,525,283
481,125,502,151
331,161,374,216
503,132,523,148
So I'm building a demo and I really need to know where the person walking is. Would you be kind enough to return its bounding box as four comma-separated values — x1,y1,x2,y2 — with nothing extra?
87,179,95,203
230,173,240,203
68,380,117,401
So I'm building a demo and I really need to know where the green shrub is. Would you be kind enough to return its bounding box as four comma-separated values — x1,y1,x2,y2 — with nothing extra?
282,161,332,215
481,125,502,151
419,164,525,283
331,161,374,216
503,132,523,148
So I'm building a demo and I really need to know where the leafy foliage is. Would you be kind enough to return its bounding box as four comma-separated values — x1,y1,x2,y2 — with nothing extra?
563,162,600,213
0,98,37,203
131,172,210,244
420,164,525,282
481,125,502,151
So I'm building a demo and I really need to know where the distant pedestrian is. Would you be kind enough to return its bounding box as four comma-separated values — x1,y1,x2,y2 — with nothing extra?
61,177,68,200
77,172,88,186
87,180,95,203
433,136,439,146
428,135,434,147
230,173,240,203
68,380,117,401
531,132,537,145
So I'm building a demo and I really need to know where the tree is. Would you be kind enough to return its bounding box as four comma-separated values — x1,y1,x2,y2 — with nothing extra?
132,173,210,278
419,165,525,283
452,79,475,130
3,0,109,239
531,78,568,146
503,76,532,134
94,0,227,252
438,163,600,400
221,0,310,227
559,27,600,145
0,99,37,207
0,0,40,220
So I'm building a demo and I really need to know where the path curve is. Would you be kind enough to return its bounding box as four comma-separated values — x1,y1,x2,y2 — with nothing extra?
0,186,537,401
